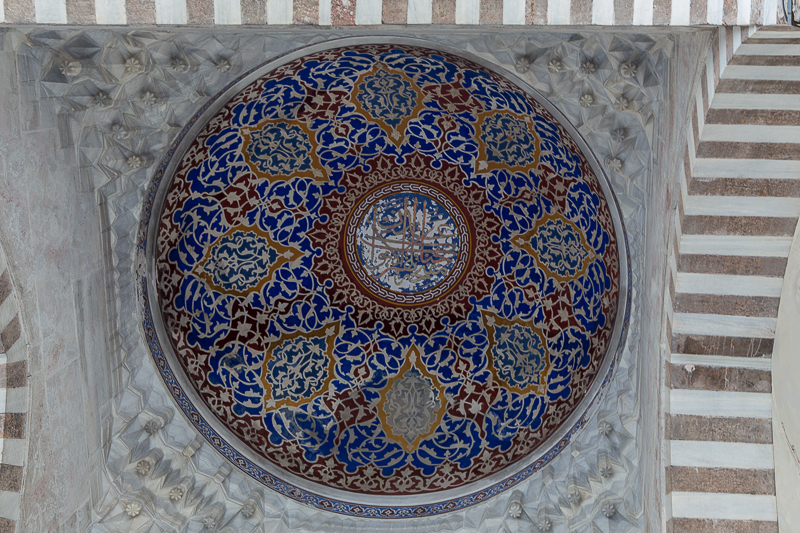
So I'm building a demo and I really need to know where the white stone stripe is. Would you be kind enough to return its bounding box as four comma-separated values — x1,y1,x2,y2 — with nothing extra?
356,0,382,23
547,0,570,24
503,0,525,24
701,124,800,144
215,0,242,23
693,157,800,179
632,0,653,25
695,82,705,142
268,0,293,23
679,234,793,257
592,0,613,24
0,299,17,336
0,438,26,467
96,0,127,23
35,0,67,22
670,389,773,419
0,387,26,414
762,0,778,23
737,43,800,55
671,353,772,371
751,31,800,39
737,0,751,25
671,0,690,24
0,0,4,23
733,24,742,54
670,441,775,469
676,273,783,297
707,0,723,25
722,65,800,81
672,313,776,338
455,0,479,23
711,93,800,111
0,490,20,521
155,0,188,24
671,493,777,521
319,0,332,24
685,195,800,217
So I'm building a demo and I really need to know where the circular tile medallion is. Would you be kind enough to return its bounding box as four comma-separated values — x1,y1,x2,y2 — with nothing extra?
345,181,471,305
138,39,630,518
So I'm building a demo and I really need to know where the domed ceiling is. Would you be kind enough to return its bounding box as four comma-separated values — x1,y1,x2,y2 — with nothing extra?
138,40,629,517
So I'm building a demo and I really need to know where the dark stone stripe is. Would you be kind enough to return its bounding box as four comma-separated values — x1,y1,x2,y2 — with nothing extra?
697,141,800,161
615,0,633,25
0,413,25,439
0,464,23,493
729,54,800,66
331,0,356,25
678,254,788,277
0,271,11,309
432,0,456,23
67,0,96,23
126,0,157,24
481,0,503,23
669,518,778,533
669,266,676,304
0,518,15,533
716,79,800,94
570,0,591,24
701,68,709,114
689,177,800,197
0,315,20,353
668,466,775,495
668,363,772,393
760,24,800,30
296,0,320,23
0,361,27,389
3,0,35,22
668,414,773,443
742,38,800,44
675,294,780,318
750,0,763,27
241,0,265,23
653,0,670,24
682,215,797,236
187,0,215,24
671,334,774,357
727,27,734,64
531,0,547,23
690,0,707,24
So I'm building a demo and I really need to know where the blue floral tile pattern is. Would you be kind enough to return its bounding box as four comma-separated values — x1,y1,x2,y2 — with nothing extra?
142,42,626,516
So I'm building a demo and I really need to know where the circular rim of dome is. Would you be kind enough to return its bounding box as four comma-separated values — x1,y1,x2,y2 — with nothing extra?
136,36,631,518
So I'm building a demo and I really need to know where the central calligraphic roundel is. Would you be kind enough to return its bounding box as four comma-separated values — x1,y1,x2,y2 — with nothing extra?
345,182,471,305
140,39,629,518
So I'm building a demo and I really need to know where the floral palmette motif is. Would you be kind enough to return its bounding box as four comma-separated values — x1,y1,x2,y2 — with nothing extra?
378,346,447,452
241,119,325,183
519,214,596,281
195,226,300,297
476,111,541,173
155,44,621,497
352,64,424,143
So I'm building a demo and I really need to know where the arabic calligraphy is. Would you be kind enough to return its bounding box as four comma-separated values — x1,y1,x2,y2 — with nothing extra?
345,183,472,304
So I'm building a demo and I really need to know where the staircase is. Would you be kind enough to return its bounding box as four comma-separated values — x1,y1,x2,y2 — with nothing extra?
667,25,800,533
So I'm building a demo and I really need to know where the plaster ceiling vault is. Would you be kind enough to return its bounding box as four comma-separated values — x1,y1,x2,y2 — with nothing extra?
0,23,712,533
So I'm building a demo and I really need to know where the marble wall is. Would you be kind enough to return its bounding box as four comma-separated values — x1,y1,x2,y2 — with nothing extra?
0,25,715,532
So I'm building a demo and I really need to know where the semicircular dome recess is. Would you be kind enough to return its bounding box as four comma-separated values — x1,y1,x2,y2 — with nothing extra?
140,40,629,518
